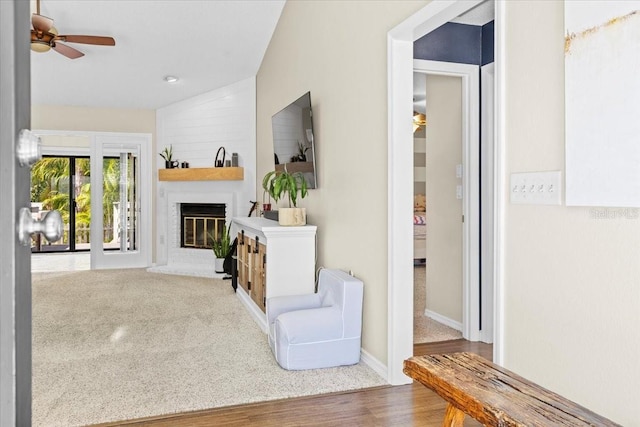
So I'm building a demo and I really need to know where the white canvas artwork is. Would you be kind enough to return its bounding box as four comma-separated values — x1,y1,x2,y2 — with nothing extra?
565,1,640,207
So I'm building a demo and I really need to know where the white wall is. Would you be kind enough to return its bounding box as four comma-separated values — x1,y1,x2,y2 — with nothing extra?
257,0,428,365
155,77,257,266
502,2,640,425
425,74,462,324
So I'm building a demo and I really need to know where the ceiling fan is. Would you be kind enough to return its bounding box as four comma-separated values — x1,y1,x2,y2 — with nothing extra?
30,0,115,59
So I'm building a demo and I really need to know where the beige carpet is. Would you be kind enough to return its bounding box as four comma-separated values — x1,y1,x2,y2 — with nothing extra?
32,270,386,427
413,265,463,343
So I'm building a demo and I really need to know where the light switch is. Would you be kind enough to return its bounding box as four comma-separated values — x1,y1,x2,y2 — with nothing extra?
456,164,463,178
510,171,562,205
456,185,463,199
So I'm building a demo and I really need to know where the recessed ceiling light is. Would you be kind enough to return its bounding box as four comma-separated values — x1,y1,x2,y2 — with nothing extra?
164,75,179,83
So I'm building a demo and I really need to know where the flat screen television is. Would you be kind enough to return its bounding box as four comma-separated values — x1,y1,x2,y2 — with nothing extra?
271,91,317,188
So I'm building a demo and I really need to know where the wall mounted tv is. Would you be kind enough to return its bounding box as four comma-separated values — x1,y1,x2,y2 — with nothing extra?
271,91,317,188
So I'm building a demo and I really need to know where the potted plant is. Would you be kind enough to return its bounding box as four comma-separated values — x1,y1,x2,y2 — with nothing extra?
159,145,176,168
262,169,308,226
209,223,232,273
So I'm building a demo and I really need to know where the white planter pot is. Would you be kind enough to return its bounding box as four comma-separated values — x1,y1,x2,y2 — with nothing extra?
214,257,225,273
278,207,306,226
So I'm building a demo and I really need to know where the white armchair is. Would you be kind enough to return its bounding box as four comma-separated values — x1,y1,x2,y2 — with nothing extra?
266,268,364,370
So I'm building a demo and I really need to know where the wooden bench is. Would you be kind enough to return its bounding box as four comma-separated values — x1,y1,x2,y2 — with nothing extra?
403,352,620,426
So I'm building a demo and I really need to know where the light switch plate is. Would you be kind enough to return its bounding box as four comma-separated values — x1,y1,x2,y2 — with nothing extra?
510,171,562,205
456,164,463,178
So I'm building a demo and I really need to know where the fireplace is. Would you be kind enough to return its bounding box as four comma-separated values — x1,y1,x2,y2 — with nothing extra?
180,203,226,249
149,189,234,278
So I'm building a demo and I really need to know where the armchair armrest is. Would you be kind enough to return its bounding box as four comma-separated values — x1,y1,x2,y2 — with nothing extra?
266,293,321,325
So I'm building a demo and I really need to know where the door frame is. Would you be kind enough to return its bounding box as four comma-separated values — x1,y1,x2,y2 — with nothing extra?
0,0,32,424
387,0,505,384
413,59,480,343
480,62,495,343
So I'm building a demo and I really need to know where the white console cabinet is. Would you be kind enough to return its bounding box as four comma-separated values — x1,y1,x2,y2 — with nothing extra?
231,217,317,332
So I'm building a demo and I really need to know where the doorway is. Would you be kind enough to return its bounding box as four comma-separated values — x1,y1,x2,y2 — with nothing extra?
387,0,502,384
414,61,480,345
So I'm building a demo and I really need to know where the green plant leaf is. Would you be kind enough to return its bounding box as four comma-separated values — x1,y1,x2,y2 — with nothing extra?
208,223,232,257
261,169,308,209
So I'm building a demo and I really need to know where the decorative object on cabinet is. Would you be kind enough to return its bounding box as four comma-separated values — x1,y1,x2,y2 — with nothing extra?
267,268,363,370
209,224,232,273
262,169,308,226
232,217,317,332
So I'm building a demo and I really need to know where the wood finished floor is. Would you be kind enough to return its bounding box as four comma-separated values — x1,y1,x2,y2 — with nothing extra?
97,339,492,427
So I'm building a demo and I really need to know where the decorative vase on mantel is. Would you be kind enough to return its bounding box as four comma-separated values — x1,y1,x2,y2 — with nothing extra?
214,257,225,273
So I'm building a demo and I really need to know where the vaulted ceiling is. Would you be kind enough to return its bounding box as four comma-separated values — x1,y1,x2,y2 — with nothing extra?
30,0,285,110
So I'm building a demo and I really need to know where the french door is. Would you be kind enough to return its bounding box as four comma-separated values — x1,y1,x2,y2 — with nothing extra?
30,156,91,253
90,134,151,269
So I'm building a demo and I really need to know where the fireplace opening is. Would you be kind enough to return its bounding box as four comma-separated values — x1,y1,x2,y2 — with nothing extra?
180,203,226,249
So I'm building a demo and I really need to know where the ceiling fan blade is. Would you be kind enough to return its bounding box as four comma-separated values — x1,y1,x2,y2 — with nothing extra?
52,42,84,59
56,35,116,46
32,13,54,33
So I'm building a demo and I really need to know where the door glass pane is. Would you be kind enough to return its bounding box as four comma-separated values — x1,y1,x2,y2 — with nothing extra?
102,151,138,252
30,157,70,252
74,158,91,250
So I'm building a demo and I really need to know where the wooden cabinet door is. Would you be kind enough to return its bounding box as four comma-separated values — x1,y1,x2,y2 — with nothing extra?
237,232,249,293
251,242,266,312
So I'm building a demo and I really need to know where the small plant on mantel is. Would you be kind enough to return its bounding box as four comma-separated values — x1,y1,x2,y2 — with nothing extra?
262,169,308,226
159,145,173,162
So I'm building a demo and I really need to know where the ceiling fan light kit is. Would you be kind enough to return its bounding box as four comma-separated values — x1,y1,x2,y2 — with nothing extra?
30,0,115,59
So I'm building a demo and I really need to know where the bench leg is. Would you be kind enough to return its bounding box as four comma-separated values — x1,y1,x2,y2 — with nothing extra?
442,403,466,427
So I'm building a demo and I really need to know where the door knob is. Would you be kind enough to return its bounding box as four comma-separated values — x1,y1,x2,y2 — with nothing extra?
18,208,63,247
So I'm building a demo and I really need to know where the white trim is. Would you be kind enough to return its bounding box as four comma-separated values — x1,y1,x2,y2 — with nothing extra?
387,34,415,386
425,309,463,332
493,0,506,366
413,59,480,342
360,348,387,380
481,62,495,344
387,0,495,385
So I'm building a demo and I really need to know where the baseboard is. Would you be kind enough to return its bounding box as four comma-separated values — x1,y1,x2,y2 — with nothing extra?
360,348,388,382
424,309,463,332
